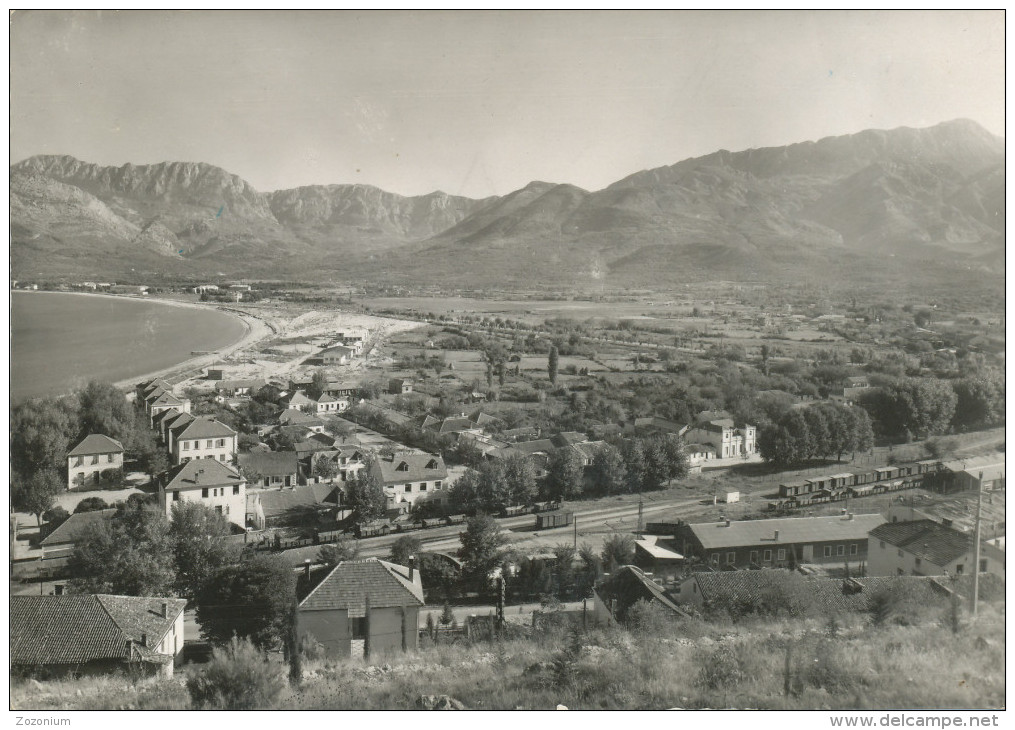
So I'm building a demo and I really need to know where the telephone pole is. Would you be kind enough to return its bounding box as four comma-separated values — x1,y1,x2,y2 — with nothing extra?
971,471,983,618
637,497,644,533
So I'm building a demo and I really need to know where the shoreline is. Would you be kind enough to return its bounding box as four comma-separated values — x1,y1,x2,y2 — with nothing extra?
13,290,278,396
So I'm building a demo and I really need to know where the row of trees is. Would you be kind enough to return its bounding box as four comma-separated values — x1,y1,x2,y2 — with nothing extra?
758,403,874,466
546,434,689,500
447,454,538,515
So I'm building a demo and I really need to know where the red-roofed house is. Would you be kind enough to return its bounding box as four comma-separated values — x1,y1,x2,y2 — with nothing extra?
66,434,124,489
297,558,424,658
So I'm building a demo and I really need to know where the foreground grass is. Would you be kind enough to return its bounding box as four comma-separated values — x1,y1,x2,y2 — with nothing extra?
12,603,1005,711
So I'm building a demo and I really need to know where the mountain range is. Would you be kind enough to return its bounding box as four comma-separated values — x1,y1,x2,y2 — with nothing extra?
10,119,1004,290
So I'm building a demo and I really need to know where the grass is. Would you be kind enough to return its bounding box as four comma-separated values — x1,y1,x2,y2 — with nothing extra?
11,601,1004,711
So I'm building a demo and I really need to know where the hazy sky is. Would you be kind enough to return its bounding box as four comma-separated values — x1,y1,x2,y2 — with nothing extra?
10,10,1005,198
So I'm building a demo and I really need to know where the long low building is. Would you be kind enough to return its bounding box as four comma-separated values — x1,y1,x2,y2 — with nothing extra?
676,513,885,570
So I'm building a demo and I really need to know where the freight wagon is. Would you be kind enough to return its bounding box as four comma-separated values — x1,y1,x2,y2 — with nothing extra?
535,510,574,529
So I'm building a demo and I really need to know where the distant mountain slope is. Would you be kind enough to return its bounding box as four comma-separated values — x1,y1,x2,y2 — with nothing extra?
9,119,1004,287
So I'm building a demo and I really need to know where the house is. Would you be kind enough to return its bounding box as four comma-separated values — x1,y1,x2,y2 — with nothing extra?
592,565,689,626
569,440,604,467
320,345,354,366
11,594,186,679
685,443,718,465
214,379,266,397
842,376,871,402
677,513,885,570
66,434,124,489
306,446,368,484
278,409,328,432
388,378,413,395
867,519,999,578
370,452,448,510
633,535,685,581
190,284,219,294
159,411,194,451
39,509,116,559
159,458,246,527
421,414,484,439
283,391,318,413
238,451,300,488
169,417,237,465
146,391,191,424
246,483,340,530
682,412,757,459
938,456,1005,493
296,557,424,658
315,393,348,414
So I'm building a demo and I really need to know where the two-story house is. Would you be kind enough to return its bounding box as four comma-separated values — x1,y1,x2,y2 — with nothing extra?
683,412,757,460
159,458,246,527
66,434,124,489
169,417,237,465
867,519,999,578
370,452,448,510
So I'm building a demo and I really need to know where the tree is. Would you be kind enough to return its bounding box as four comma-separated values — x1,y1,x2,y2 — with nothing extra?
196,554,297,651
170,502,238,601
317,537,360,566
546,448,585,500
307,370,329,401
590,444,627,496
74,496,109,514
68,502,176,596
10,397,77,481
577,543,602,598
548,346,559,385
552,543,577,599
416,553,461,603
13,469,64,528
344,463,388,524
187,637,287,710
458,514,506,589
77,381,143,451
389,535,422,566
952,372,1005,430
42,505,70,530
600,533,635,572
502,453,537,506
619,439,647,493
758,410,812,466
310,455,339,481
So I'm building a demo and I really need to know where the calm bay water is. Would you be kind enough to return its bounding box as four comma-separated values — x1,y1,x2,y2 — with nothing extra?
11,292,248,403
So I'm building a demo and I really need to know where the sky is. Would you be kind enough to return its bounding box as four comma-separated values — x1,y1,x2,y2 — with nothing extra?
9,10,1006,199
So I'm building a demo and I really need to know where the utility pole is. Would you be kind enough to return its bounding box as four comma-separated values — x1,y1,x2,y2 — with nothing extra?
971,471,983,618
573,515,577,551
637,497,644,533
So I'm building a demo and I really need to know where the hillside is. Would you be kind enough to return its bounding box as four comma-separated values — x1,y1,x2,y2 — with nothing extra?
9,119,1004,289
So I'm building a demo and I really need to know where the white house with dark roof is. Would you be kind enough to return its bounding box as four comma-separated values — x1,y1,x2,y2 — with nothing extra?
296,557,424,658
370,452,448,509
238,451,300,488
66,434,124,489
159,458,246,527
868,519,998,578
315,393,348,414
11,594,186,678
683,411,757,460
320,345,355,366
169,417,237,465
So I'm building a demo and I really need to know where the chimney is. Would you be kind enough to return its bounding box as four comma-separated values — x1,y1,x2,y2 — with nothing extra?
409,555,415,581
725,519,731,528
141,632,148,648
774,530,780,541
304,559,312,581
161,601,169,619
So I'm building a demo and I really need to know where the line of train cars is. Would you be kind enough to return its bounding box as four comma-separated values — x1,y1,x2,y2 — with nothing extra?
769,459,942,511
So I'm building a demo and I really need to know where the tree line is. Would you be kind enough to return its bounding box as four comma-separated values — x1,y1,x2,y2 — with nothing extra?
758,402,873,466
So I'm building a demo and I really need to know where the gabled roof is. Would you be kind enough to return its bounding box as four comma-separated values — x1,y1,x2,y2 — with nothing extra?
253,484,339,520
149,391,185,408
279,409,324,427
687,514,885,551
11,594,186,667
299,558,424,614
164,458,243,492
870,520,973,567
320,345,354,357
571,441,604,460
372,452,447,484
215,379,266,392
431,416,478,435
238,451,299,477
172,417,237,440
509,439,557,456
317,393,342,404
552,431,588,447
286,392,317,407
40,509,116,546
67,434,123,457
163,411,195,431
596,565,689,620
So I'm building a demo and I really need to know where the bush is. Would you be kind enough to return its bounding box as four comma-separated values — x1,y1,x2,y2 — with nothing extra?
696,644,745,692
624,598,675,636
186,637,288,710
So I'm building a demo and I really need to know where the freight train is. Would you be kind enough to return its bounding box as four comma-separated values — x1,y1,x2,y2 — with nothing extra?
768,459,942,511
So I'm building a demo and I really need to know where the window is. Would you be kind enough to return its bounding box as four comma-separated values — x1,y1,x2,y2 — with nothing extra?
201,488,209,498
215,505,222,514
435,481,443,489
350,616,367,639
207,440,213,448
955,564,964,575
836,545,845,557
107,454,115,463
220,454,226,461
91,455,99,465
726,552,735,564
420,483,427,491
777,549,786,561
172,491,180,501
980,559,988,573
750,550,758,564
183,441,190,451
405,484,412,492
233,485,240,495
897,568,905,576
217,439,225,447
850,544,858,556
823,546,832,558
74,456,83,467
397,462,409,471
897,549,904,558
879,540,885,549
763,550,772,562
710,554,719,565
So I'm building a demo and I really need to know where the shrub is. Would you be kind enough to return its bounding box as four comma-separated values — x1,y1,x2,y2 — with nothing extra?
186,637,288,710
696,644,745,692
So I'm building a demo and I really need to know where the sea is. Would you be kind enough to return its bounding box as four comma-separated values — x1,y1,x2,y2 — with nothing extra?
11,291,248,404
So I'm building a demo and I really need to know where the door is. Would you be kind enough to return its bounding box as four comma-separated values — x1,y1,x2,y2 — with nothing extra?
801,545,813,562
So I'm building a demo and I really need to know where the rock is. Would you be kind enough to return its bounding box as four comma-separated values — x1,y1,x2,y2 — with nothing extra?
416,694,467,710
556,704,569,710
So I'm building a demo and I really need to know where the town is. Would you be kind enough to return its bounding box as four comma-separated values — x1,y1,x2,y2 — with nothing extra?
10,280,1006,710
